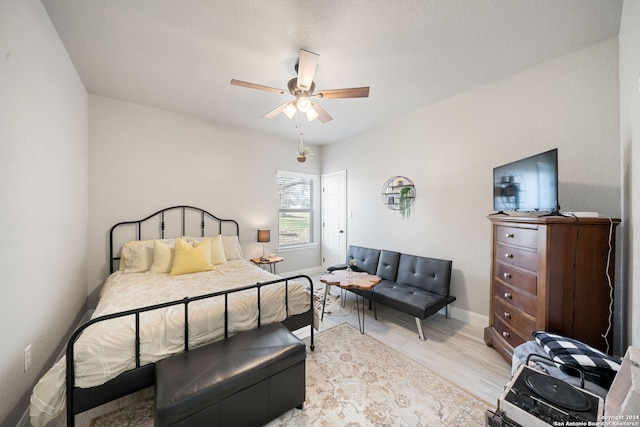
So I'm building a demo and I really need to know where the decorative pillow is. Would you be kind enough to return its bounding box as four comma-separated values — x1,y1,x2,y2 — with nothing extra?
221,235,243,260
209,235,227,265
188,235,227,265
149,240,176,273
122,243,154,273
533,331,622,388
169,238,216,276
119,239,155,271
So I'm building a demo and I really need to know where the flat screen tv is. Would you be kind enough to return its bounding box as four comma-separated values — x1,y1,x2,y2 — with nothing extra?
493,148,559,214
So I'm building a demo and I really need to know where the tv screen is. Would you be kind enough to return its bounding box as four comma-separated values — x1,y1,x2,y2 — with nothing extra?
493,149,558,213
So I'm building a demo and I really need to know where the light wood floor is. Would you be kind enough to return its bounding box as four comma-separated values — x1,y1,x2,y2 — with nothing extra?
298,276,512,406
49,275,512,426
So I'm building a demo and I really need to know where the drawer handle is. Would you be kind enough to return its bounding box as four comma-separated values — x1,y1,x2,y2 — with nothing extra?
502,331,510,338
503,272,512,279
503,312,511,319
506,233,514,238
504,292,512,299
505,253,513,258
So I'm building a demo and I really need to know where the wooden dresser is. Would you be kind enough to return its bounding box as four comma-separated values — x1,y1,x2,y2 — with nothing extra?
484,215,620,363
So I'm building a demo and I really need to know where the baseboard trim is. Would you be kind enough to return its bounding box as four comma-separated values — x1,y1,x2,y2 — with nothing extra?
449,306,489,328
279,266,325,277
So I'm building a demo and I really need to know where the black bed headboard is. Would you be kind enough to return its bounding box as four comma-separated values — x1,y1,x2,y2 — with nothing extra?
109,205,240,273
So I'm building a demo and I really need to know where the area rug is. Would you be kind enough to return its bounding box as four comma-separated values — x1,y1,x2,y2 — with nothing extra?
90,323,489,426
89,398,153,427
309,280,353,316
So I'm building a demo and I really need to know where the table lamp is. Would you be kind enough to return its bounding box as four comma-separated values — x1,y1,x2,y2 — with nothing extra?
257,229,270,261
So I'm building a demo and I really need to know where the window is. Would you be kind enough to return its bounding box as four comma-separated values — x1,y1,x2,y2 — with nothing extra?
277,171,316,247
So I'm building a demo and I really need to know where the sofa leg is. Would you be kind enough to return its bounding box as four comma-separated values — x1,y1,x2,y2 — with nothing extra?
446,304,451,319
415,317,426,341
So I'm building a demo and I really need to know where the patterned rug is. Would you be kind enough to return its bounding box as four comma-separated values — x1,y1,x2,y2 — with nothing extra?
310,281,353,316
90,323,489,426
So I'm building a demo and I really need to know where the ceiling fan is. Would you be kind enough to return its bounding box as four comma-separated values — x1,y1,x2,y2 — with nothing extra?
230,49,370,124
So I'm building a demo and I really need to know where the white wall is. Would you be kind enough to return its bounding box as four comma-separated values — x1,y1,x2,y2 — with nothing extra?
322,39,621,324
0,3,630,424
0,0,88,424
620,0,640,348
87,95,321,303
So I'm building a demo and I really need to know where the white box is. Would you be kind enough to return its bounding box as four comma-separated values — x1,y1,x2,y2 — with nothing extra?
605,346,640,416
562,211,600,217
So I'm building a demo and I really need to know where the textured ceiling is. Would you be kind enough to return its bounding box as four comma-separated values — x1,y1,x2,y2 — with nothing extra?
42,0,623,144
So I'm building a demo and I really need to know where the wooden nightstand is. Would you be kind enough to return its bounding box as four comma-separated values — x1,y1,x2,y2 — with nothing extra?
250,256,284,274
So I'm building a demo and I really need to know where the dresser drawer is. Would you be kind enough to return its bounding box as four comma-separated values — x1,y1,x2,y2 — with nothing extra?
493,297,536,337
494,279,537,317
495,243,538,272
496,225,538,249
494,262,537,295
492,317,527,349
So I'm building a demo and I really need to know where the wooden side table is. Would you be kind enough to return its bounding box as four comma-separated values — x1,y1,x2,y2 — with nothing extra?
250,256,284,274
320,270,381,333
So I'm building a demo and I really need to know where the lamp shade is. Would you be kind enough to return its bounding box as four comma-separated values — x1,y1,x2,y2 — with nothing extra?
257,229,271,243
296,96,312,113
283,103,297,119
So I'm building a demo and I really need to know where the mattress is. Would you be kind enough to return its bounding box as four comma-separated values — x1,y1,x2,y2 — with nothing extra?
29,259,310,426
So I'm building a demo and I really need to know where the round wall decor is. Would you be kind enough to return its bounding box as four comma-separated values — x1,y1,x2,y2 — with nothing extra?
381,176,415,218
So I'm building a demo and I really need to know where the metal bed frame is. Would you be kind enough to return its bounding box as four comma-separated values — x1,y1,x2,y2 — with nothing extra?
64,206,314,426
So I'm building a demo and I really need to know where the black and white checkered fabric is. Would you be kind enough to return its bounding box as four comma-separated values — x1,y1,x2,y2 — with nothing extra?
533,331,621,388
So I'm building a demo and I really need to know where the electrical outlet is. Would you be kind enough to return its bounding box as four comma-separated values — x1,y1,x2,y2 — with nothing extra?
24,345,32,372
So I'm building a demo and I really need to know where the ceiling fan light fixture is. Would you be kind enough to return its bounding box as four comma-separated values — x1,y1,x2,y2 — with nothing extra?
283,103,296,119
296,96,312,113
306,107,319,122
231,49,370,125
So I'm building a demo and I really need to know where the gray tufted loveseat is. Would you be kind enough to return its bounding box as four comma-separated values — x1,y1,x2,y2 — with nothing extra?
327,245,455,340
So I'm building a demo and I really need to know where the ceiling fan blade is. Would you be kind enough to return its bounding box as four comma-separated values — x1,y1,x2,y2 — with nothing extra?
230,79,286,95
310,102,333,123
315,87,370,99
261,102,294,119
296,49,319,92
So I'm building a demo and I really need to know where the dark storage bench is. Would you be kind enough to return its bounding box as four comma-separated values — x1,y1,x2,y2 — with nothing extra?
154,322,306,427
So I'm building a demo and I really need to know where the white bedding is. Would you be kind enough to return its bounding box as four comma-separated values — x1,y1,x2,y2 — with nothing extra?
29,259,310,426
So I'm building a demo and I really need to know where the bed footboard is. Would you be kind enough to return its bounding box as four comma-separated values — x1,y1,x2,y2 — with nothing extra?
65,275,314,427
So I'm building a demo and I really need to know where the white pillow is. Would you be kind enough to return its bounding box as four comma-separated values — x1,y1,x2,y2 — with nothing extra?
120,240,155,272
122,244,154,273
221,235,243,260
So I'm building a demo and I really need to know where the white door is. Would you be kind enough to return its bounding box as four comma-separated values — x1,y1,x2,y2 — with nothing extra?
321,170,347,271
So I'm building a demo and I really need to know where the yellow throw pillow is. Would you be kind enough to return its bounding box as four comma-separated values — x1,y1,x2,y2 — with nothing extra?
210,235,227,265
150,240,175,273
170,238,215,276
